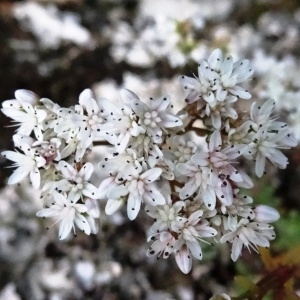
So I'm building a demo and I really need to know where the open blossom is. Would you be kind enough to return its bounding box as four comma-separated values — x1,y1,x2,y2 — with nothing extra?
180,48,253,104
220,205,279,261
2,142,46,189
179,48,253,129
56,161,99,200
1,90,47,140
36,191,93,239
102,167,166,220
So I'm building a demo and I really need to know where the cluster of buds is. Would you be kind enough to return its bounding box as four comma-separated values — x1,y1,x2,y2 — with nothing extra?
1,49,296,273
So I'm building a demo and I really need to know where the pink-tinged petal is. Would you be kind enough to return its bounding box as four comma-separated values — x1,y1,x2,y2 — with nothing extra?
255,152,265,178
186,241,202,260
254,205,280,223
105,198,124,215
79,162,94,180
127,192,141,220
59,218,74,240
82,183,99,199
8,167,30,185
15,89,38,104
175,248,192,274
140,168,162,182
30,169,40,189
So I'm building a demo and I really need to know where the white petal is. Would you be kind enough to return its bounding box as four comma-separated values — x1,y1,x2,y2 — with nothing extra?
8,167,30,185
59,218,73,240
160,114,183,128
36,208,59,218
255,152,265,178
58,161,76,179
140,168,162,182
175,248,192,274
231,237,243,261
127,192,141,220
74,213,91,235
186,241,202,260
105,198,124,215
15,89,38,104
209,130,222,152
79,162,94,180
83,183,99,199
179,179,199,199
254,205,280,223
30,169,40,189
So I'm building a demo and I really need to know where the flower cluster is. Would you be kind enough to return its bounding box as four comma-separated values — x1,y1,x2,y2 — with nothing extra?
1,49,296,274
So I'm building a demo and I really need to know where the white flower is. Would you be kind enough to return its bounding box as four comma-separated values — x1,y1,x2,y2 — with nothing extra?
249,128,290,177
99,149,143,181
180,48,253,104
174,210,218,274
2,90,46,140
57,161,99,200
106,167,165,220
2,142,46,189
36,191,92,239
164,135,198,164
220,217,277,261
71,89,115,149
145,199,186,233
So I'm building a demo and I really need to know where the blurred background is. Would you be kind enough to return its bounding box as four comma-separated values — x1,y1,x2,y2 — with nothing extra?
0,0,300,299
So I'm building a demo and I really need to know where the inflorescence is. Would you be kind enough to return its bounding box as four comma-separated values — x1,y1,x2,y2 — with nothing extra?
1,49,296,274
